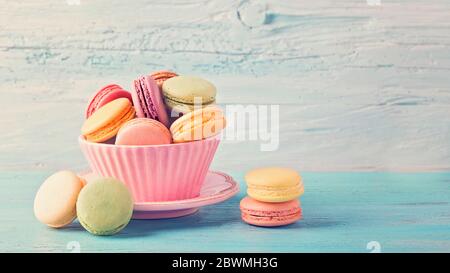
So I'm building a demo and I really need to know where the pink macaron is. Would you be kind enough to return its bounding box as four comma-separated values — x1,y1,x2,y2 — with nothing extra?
240,196,302,227
85,84,132,118
132,75,170,128
115,118,172,146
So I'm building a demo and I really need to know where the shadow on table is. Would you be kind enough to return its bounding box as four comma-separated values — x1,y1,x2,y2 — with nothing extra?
56,199,346,238
120,206,346,238
117,200,242,238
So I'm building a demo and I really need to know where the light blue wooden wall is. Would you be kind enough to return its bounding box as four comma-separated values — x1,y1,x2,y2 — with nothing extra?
1,0,449,172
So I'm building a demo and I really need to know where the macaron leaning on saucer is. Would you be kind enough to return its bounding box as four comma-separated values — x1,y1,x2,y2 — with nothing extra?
81,98,135,143
245,167,304,203
170,105,226,143
115,118,172,145
162,76,216,116
76,178,133,236
132,75,170,127
85,84,132,118
240,196,302,227
34,171,85,228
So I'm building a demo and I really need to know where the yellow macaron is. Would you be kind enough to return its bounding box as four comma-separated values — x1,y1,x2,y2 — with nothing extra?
170,106,226,143
245,167,304,203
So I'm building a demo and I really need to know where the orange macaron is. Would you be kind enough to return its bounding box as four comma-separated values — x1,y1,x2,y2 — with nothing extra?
81,98,135,143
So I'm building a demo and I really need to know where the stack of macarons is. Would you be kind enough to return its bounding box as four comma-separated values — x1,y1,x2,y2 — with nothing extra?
81,71,226,145
34,171,134,236
240,167,305,227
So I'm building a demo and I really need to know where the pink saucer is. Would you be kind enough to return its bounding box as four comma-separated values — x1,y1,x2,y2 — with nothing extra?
79,170,239,219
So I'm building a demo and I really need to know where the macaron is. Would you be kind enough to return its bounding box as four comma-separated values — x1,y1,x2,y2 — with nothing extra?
151,70,178,88
81,98,135,143
170,105,226,143
240,196,302,227
245,167,304,203
162,76,216,116
115,118,172,145
85,84,132,118
132,75,170,127
76,178,133,236
34,170,85,228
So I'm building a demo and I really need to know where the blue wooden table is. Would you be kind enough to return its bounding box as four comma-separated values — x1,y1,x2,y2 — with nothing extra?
1,171,449,252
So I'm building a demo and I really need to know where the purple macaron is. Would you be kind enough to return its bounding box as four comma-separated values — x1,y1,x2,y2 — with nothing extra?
132,75,169,128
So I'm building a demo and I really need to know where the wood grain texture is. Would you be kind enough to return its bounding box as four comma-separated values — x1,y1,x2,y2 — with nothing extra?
0,171,449,252
1,0,450,172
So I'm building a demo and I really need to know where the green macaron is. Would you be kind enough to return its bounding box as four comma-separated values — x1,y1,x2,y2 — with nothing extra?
162,76,216,114
76,178,133,236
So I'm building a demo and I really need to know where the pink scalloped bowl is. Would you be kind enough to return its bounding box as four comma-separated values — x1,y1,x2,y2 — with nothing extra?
78,135,220,202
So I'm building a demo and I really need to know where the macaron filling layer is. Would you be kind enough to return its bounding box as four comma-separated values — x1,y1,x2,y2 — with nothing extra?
163,93,216,105
241,207,301,218
241,211,301,222
247,183,304,197
164,96,216,114
240,207,302,226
